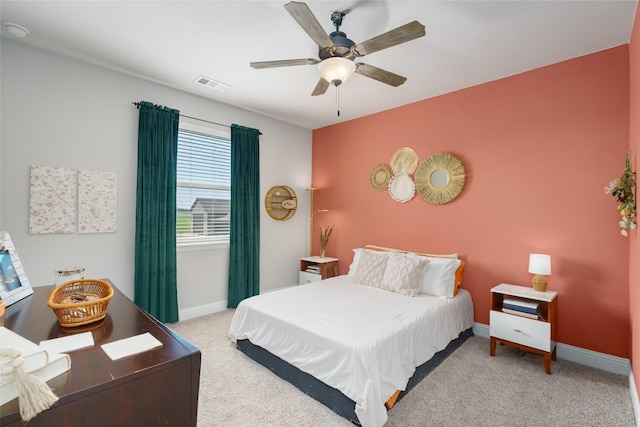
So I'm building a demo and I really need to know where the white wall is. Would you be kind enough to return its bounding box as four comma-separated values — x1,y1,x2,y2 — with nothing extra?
0,39,312,314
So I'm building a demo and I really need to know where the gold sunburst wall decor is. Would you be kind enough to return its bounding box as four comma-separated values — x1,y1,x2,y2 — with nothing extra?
415,152,466,205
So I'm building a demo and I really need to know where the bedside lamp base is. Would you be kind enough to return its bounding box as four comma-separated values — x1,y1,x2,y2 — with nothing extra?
532,274,548,292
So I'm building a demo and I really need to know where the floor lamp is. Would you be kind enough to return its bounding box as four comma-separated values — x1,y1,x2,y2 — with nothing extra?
306,188,327,256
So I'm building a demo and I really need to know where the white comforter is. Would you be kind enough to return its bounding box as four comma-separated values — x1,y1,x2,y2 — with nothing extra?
228,275,474,427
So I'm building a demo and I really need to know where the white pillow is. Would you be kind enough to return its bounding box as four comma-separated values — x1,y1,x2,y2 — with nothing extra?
352,249,389,288
381,252,430,297
347,248,365,279
420,257,462,297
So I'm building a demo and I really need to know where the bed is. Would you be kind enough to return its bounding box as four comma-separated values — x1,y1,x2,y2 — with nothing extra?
228,246,474,427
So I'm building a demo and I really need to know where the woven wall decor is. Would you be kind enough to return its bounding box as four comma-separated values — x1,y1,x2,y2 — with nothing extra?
415,153,466,205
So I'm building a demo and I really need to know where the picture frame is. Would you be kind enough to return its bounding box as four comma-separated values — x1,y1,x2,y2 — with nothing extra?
0,231,33,306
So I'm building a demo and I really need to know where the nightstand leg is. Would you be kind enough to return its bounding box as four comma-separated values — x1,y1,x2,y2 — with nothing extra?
490,337,496,356
544,353,552,374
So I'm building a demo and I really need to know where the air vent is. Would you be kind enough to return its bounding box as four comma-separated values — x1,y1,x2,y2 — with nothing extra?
194,76,230,92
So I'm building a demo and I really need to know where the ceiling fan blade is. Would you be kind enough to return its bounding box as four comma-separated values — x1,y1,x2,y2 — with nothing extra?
250,58,320,69
284,1,334,49
355,63,407,87
311,78,330,96
353,21,426,56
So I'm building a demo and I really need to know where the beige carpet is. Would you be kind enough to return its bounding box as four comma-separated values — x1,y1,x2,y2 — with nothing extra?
169,309,636,427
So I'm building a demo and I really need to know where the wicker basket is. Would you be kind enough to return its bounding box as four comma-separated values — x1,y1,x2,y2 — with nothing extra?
47,279,114,327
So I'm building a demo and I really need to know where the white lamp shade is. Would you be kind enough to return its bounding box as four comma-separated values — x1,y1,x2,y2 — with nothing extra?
528,254,551,275
318,57,356,86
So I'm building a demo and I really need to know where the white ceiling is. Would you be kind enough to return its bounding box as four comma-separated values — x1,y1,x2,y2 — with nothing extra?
1,1,637,130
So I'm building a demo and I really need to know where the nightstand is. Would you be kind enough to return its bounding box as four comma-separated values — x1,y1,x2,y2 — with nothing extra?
299,256,338,285
489,283,558,374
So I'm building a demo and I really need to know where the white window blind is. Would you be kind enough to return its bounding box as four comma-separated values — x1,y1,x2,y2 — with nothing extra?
176,128,231,244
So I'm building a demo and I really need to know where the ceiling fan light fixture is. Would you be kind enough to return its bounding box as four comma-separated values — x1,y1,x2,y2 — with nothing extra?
318,57,356,86
3,22,29,38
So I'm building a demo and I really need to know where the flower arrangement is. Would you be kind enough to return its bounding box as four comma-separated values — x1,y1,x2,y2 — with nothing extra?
319,223,334,258
605,150,636,236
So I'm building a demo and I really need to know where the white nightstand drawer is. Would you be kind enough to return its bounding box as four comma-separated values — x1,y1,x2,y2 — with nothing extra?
299,271,322,285
490,310,551,352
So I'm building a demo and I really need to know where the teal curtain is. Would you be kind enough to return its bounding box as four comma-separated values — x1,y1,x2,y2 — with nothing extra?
227,124,261,308
134,101,180,323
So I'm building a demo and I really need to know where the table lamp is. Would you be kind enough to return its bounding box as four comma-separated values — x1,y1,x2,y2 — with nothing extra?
528,254,551,292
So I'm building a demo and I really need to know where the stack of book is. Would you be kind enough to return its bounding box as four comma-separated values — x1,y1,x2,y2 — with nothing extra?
306,265,321,274
0,326,71,406
502,297,540,319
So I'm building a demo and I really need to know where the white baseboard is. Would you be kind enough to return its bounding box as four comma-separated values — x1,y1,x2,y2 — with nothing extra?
179,300,228,321
473,322,630,376
630,370,640,427
177,285,298,321
472,322,490,338
556,341,630,376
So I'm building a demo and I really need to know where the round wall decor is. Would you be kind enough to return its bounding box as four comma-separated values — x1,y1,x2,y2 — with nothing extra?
265,185,297,221
370,163,393,191
415,153,466,205
388,173,416,203
390,147,419,175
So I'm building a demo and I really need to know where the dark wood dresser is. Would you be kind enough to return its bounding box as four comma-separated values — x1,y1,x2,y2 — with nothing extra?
0,280,201,426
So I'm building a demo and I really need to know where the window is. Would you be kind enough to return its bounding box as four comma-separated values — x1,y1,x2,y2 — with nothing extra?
176,127,231,245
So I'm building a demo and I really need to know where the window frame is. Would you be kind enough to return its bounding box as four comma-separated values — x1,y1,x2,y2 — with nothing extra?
176,119,231,249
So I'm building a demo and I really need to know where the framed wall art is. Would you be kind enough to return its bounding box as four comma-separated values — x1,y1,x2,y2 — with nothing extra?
78,169,117,233
0,231,33,306
29,164,118,234
29,164,77,234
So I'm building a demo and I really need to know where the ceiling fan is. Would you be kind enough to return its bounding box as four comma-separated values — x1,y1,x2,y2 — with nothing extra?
250,1,426,96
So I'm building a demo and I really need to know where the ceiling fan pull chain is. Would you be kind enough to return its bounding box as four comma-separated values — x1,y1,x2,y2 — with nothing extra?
336,85,341,116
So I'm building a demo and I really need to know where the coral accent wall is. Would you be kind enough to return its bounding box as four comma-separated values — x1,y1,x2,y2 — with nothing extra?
629,1,640,398
312,46,630,357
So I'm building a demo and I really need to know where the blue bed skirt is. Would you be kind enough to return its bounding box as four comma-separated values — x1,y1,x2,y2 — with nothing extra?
236,327,474,425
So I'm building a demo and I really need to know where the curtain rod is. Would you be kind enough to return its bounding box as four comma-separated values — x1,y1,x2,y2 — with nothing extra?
131,102,262,134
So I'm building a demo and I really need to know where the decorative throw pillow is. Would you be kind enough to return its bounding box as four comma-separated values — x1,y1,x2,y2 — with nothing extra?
352,249,389,288
420,257,462,297
350,246,465,296
381,252,430,297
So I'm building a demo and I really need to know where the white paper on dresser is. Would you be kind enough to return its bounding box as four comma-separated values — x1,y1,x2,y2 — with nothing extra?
39,331,94,354
101,332,163,360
